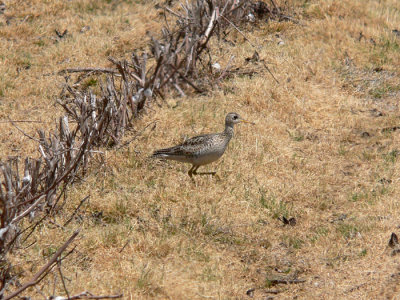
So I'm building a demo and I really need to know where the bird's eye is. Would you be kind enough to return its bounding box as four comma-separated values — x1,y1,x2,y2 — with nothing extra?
233,115,238,120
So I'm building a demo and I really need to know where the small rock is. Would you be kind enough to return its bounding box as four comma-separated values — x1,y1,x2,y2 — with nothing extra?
212,62,221,70
247,13,255,23
330,213,347,223
389,232,398,248
245,51,259,63
361,131,370,138
246,288,255,297
379,178,392,184
369,108,383,117
0,1,5,14
144,88,152,98
131,95,139,104
80,26,91,33
55,29,68,39
370,38,376,46
282,216,296,226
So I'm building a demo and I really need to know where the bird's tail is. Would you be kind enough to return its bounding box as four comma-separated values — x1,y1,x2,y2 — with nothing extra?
151,147,174,159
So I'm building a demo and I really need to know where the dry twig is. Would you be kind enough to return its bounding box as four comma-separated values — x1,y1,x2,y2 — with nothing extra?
49,291,123,299
3,230,79,300
58,68,118,75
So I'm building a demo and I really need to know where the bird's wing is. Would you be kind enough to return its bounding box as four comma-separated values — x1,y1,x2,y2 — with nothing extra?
181,133,214,147
152,133,216,157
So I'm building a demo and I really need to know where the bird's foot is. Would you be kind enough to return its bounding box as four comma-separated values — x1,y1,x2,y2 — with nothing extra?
195,171,218,177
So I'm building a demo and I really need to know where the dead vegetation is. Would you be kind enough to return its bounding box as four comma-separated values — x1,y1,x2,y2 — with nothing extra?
0,100,112,298
58,0,286,147
1,0,400,299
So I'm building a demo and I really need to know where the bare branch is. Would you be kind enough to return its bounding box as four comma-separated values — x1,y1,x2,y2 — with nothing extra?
261,60,280,84
9,119,41,143
0,120,47,123
220,15,257,48
58,68,118,75
3,230,79,300
10,195,45,225
63,195,89,227
50,291,123,299
57,260,70,299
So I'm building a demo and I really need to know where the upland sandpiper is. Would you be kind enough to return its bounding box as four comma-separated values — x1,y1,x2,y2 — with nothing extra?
152,112,253,178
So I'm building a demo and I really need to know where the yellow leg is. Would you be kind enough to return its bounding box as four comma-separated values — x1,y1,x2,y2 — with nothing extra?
188,165,197,178
192,166,200,176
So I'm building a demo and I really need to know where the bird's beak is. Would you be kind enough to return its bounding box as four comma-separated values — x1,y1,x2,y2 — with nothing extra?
240,119,255,125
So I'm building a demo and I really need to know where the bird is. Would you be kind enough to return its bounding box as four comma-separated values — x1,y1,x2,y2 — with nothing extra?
151,112,253,178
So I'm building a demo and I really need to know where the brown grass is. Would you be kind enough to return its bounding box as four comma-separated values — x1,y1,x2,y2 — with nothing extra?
2,0,400,299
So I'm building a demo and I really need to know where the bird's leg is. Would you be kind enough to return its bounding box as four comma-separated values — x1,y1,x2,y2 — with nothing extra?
188,165,196,178
188,165,197,185
192,165,200,176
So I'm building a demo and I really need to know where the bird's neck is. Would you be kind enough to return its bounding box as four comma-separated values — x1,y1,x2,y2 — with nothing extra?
223,124,234,140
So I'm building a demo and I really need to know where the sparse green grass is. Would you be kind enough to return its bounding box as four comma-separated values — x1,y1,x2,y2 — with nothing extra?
337,222,360,240
201,266,219,282
359,248,368,257
310,226,329,244
136,265,153,290
82,78,98,89
383,149,399,163
259,190,291,219
369,84,400,99
283,235,304,249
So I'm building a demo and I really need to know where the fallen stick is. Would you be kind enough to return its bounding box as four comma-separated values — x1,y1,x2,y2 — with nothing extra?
3,230,80,300
169,64,204,93
63,195,90,227
220,15,257,49
58,68,118,75
268,278,306,285
0,120,46,123
220,15,280,85
261,60,280,84
52,291,123,299
9,119,41,143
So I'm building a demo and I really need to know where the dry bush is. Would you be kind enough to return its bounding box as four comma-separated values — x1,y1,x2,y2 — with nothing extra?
0,114,98,298
58,0,286,147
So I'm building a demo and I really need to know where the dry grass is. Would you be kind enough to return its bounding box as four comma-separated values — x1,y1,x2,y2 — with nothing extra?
2,0,400,299
0,0,161,157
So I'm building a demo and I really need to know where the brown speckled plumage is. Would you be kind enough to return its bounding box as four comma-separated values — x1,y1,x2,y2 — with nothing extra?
152,112,252,178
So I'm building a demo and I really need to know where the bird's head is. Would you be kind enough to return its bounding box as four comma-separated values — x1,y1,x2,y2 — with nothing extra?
225,112,254,127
